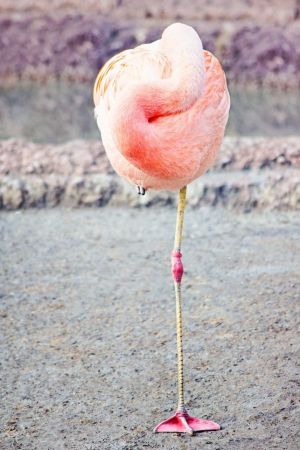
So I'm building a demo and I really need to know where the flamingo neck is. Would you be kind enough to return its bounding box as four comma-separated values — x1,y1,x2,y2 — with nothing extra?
159,23,205,110
112,23,205,179
137,23,205,118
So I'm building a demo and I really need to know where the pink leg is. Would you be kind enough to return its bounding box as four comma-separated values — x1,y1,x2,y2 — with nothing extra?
154,187,221,435
154,250,220,434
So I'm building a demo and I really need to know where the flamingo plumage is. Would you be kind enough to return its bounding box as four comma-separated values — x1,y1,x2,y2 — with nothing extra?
93,23,230,435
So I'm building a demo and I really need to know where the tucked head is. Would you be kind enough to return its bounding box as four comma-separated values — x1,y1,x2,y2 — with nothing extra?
162,22,199,39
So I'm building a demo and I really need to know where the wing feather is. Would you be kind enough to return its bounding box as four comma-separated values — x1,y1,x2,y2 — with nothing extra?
93,43,172,110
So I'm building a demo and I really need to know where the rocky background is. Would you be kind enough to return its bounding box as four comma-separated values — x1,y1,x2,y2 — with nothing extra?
0,0,300,86
0,1,300,210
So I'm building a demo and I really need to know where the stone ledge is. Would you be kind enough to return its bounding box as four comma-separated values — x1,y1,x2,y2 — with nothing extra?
0,169,299,211
1,137,299,210
1,137,299,175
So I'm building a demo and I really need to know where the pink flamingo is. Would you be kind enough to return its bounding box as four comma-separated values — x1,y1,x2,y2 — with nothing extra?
93,23,230,435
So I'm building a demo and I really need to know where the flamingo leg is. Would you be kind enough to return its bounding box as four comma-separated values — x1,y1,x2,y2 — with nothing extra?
154,186,221,434
173,186,187,411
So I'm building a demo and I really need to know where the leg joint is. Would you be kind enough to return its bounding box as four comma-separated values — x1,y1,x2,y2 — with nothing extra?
172,250,184,283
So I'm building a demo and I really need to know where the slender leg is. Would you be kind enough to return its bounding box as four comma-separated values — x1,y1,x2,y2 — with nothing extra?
154,186,221,434
172,186,187,412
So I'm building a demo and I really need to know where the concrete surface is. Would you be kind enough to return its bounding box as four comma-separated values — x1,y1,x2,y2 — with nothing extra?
1,206,299,449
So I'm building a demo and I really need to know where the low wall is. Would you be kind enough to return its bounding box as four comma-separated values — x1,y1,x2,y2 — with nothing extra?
1,137,299,211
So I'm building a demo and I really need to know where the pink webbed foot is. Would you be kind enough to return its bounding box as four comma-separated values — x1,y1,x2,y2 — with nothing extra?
154,408,220,435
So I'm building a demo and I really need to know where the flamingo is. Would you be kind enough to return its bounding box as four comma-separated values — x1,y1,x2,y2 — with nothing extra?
93,23,230,435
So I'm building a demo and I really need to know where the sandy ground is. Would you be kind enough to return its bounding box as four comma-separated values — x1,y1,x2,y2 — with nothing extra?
1,207,300,450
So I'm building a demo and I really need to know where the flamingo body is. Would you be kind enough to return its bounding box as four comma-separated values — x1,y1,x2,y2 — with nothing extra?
93,23,230,434
94,23,230,191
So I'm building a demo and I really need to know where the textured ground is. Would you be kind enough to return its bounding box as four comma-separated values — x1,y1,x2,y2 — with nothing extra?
1,207,299,450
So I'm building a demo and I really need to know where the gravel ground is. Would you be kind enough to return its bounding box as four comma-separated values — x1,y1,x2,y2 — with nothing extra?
1,207,300,450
